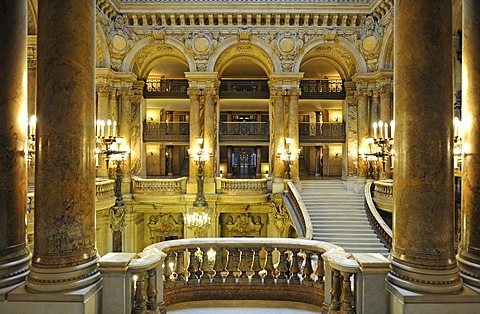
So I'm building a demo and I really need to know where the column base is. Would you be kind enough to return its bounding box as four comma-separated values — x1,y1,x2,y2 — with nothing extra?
26,257,101,293
386,280,480,314
0,279,102,314
0,253,31,289
458,250,480,289
387,259,463,294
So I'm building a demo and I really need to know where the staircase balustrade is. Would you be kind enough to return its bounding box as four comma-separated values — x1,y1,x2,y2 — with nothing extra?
284,181,313,239
99,238,391,314
95,179,116,201
217,177,269,194
132,177,187,195
364,181,393,248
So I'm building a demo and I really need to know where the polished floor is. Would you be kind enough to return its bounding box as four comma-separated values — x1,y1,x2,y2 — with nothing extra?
168,300,323,313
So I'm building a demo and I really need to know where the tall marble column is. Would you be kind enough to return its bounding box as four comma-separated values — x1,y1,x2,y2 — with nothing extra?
256,146,262,176
26,0,101,292
187,88,201,184
287,88,301,182
458,0,480,289
227,146,233,177
387,0,462,294
379,83,393,180
203,88,217,182
27,40,37,188
343,81,358,183
129,81,146,178
96,86,110,177
270,87,285,192
355,88,369,184
370,90,379,126
0,0,31,289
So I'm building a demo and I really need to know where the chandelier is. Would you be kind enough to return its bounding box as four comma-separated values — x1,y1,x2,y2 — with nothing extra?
95,119,128,169
184,137,213,238
277,137,301,179
363,120,395,172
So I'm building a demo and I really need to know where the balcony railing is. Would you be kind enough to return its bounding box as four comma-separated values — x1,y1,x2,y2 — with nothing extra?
143,121,189,142
219,121,269,141
219,80,270,99
217,177,269,195
284,181,313,239
132,177,188,195
299,122,346,142
99,238,390,314
300,79,345,99
144,79,189,98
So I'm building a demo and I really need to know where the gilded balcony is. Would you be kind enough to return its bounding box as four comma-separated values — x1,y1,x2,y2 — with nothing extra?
299,122,346,143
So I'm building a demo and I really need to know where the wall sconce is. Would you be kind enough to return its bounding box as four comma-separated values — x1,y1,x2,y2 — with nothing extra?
149,116,154,121
277,137,300,179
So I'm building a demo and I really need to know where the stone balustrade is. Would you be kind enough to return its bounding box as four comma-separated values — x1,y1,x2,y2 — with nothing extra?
371,179,393,212
132,177,188,195
217,177,269,194
365,181,392,248
285,181,313,239
95,179,116,201
99,238,391,314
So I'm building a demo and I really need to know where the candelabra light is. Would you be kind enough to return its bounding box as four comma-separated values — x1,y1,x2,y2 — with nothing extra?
454,117,463,173
277,137,300,179
363,120,395,172
28,115,36,160
185,137,213,238
95,119,127,169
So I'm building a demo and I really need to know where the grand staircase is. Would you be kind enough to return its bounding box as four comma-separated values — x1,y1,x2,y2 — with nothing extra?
300,179,390,256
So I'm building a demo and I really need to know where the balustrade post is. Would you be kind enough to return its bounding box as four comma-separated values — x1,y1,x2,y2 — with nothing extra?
146,269,158,311
251,248,263,280
302,252,314,286
200,247,212,283
277,249,289,283
329,268,342,311
187,248,199,283
213,247,225,282
132,273,147,314
163,253,174,286
314,253,325,284
340,271,355,314
175,250,186,284
226,248,239,283
239,248,252,282
290,249,301,285
264,247,275,283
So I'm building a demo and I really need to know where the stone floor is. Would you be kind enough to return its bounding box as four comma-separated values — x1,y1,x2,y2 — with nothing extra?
168,300,323,313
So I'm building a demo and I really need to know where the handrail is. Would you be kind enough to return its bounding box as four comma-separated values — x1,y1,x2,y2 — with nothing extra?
284,181,313,240
132,177,188,195
217,177,269,194
365,181,392,248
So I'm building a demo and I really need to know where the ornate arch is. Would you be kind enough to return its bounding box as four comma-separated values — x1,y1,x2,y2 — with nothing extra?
378,22,394,70
95,22,111,69
122,38,196,78
27,0,37,35
209,37,281,75
293,37,367,79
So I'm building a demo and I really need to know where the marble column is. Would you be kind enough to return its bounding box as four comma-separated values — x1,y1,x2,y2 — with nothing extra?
0,0,31,289
256,146,262,176
356,89,369,182
203,88,216,182
27,40,37,188
387,0,462,293
288,88,300,182
26,0,101,292
370,90,379,127
129,81,146,178
227,146,233,177
118,87,133,183
458,0,480,289
96,86,110,177
379,84,393,180
271,88,286,189
187,88,201,184
343,81,358,182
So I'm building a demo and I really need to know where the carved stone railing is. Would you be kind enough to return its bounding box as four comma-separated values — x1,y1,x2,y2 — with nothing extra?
132,177,188,195
219,121,269,141
96,179,116,201
371,179,393,213
217,178,269,194
284,181,313,239
99,238,390,314
143,78,188,98
219,80,270,99
300,79,346,99
365,181,392,249
143,121,190,141
299,122,346,143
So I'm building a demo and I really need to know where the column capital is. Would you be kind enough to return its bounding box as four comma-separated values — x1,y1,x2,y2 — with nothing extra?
185,72,220,89
268,72,304,89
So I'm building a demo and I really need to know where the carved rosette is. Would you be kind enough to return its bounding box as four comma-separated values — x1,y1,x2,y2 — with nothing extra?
273,31,304,71
359,16,384,72
185,32,218,71
105,15,141,70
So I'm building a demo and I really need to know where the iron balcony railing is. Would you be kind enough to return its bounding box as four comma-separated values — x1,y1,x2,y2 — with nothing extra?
299,122,346,142
219,121,269,141
219,80,270,99
144,79,189,98
143,121,190,142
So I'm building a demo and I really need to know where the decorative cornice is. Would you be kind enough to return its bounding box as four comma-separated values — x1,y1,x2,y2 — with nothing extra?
118,0,372,3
